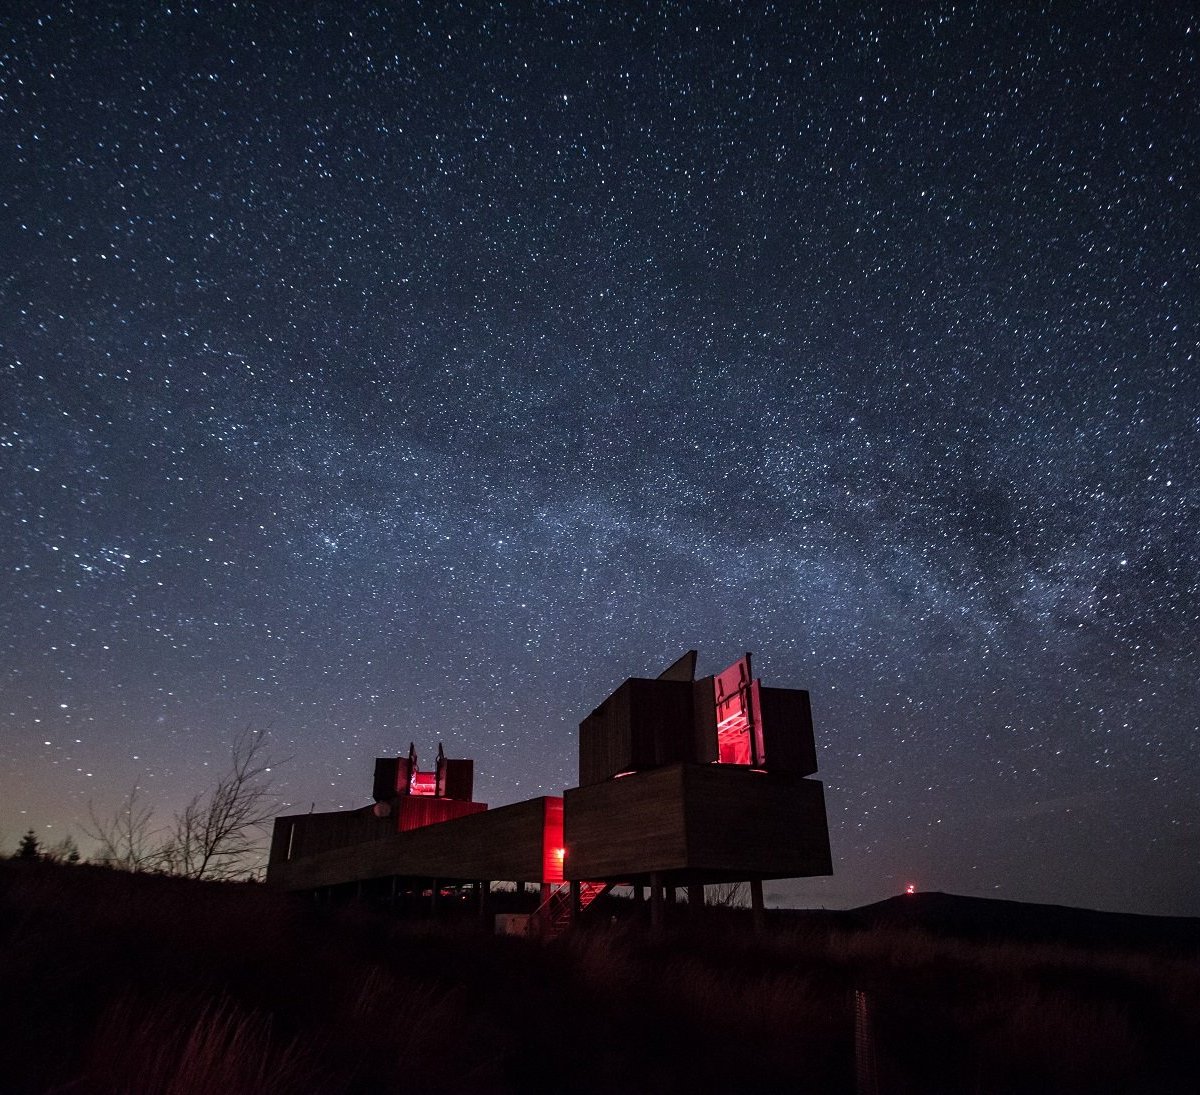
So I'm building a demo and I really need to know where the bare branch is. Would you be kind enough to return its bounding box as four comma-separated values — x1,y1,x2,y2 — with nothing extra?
81,729,283,880
82,784,162,872
165,726,280,880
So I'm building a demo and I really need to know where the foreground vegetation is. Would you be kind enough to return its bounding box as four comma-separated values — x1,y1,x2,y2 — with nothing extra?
1,859,1196,1094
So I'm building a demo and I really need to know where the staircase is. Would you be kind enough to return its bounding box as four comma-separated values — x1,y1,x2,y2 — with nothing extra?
535,881,611,938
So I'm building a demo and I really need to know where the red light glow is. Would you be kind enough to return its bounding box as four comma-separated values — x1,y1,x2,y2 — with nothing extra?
540,797,565,883
396,797,486,832
905,883,916,895
410,771,437,795
713,653,765,766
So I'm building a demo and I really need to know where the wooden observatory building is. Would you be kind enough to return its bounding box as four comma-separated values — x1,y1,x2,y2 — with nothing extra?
266,651,832,926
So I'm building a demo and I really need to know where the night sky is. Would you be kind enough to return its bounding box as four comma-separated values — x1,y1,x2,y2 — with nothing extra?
2,3,1197,916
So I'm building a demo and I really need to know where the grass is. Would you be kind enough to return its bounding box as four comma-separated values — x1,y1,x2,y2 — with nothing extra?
1,859,1196,1093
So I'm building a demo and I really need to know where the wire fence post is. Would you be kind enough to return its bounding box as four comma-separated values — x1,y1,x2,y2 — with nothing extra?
855,988,879,1095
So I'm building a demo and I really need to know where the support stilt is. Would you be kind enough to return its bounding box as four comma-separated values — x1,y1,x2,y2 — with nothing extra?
650,872,665,931
750,878,765,933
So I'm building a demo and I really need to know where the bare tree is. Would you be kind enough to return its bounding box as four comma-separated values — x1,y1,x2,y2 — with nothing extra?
83,728,281,880
84,783,162,871
158,727,278,880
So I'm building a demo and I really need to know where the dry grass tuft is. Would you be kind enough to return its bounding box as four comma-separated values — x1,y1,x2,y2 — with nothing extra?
79,994,319,1095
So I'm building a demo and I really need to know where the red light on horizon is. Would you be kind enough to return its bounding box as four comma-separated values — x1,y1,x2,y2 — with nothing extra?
905,883,916,895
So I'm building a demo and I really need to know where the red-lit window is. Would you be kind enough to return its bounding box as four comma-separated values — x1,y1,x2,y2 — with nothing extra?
541,798,565,883
713,654,764,766
410,771,437,796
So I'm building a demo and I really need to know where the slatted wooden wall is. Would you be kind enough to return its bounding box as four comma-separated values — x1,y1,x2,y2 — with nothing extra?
267,796,561,890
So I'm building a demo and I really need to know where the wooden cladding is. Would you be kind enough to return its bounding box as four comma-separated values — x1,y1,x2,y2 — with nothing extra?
397,797,486,831
440,757,474,801
269,805,395,864
372,757,405,802
578,675,817,784
680,764,831,877
565,766,688,878
267,796,563,891
373,753,475,802
564,764,831,883
758,686,818,776
578,678,696,785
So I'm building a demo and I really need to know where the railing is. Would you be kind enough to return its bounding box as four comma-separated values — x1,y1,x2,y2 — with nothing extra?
534,881,611,937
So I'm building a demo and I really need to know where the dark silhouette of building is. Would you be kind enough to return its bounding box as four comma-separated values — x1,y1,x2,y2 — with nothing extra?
267,651,832,928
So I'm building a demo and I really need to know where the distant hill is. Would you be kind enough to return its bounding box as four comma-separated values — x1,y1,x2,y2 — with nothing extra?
803,891,1200,950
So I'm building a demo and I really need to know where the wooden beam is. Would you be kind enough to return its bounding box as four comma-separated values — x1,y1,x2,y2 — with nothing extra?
564,765,831,882
268,797,556,891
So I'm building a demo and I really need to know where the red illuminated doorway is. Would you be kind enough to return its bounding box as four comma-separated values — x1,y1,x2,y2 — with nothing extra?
713,653,764,766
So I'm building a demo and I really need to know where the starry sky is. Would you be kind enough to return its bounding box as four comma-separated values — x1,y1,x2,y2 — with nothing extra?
2,2,1197,916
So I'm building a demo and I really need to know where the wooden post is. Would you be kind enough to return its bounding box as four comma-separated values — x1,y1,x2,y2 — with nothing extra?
855,989,879,1095
750,878,765,933
478,880,491,927
569,879,581,924
650,872,665,931
687,884,705,911
430,879,441,918
665,884,677,906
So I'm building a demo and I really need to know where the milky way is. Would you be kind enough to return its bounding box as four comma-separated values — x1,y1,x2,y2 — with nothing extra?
2,3,1197,914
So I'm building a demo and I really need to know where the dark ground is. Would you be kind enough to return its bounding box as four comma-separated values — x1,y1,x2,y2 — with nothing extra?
1,859,1197,1094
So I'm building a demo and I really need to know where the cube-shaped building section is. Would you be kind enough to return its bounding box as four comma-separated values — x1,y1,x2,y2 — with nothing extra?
578,659,819,784
565,652,831,885
370,742,486,832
